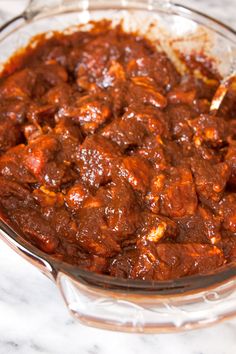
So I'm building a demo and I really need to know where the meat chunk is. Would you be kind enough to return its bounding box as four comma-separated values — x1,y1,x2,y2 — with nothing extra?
225,142,236,186
32,187,64,208
0,119,21,152
65,182,89,211
167,104,194,143
85,255,109,274
0,145,35,183
126,56,155,78
109,248,139,278
76,179,140,256
82,178,140,237
58,94,111,134
23,124,42,142
167,78,197,106
128,76,167,109
26,102,56,128
54,118,83,163
189,114,228,147
35,63,68,86
146,166,197,217
108,83,128,117
101,103,168,149
32,63,68,97
131,243,225,280
98,60,126,89
22,134,65,189
152,52,181,90
23,135,59,175
117,156,153,193
135,136,168,172
100,117,146,150
76,135,121,188
102,179,140,236
44,45,70,67
167,87,196,105
0,68,36,99
191,158,230,204
0,98,27,124
0,177,31,210
177,206,222,245
11,208,59,253
48,207,77,244
221,237,236,262
74,38,117,85
44,83,72,106
76,207,121,257
123,104,168,137
75,96,111,134
218,194,236,233
138,212,177,243
126,52,180,90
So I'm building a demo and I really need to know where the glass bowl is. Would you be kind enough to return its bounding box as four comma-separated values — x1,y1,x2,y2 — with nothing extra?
0,0,236,333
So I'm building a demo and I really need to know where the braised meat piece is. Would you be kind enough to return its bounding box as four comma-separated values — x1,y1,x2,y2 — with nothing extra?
146,166,197,217
123,104,168,137
131,243,225,280
35,63,68,86
59,93,111,134
0,119,21,152
44,83,73,106
0,145,35,183
191,158,230,204
75,178,140,257
168,89,196,106
0,68,36,99
100,117,146,150
76,207,121,257
76,135,121,188
176,206,222,245
128,76,167,109
221,237,236,263
32,184,63,204
117,156,153,193
225,142,236,186
0,177,32,210
189,114,228,147
101,103,167,150
167,104,194,143
125,50,180,90
54,118,83,163
137,211,177,243
11,208,59,253
0,21,235,281
101,179,140,236
218,194,236,233
22,135,65,189
65,182,89,211
0,98,27,124
109,249,139,278
135,136,168,172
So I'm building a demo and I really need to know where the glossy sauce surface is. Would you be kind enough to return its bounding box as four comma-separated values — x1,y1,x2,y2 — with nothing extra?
0,22,236,280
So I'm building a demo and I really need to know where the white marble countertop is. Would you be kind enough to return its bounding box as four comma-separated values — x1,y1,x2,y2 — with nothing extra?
0,1,236,353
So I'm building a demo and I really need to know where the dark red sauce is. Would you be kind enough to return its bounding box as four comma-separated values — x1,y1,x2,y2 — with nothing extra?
0,21,236,280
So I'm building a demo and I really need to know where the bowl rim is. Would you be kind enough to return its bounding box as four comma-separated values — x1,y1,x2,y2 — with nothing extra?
0,0,236,295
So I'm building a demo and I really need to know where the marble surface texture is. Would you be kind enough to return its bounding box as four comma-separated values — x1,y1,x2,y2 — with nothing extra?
0,1,236,353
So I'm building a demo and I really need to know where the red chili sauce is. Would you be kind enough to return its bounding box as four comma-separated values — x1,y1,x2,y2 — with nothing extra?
0,21,236,280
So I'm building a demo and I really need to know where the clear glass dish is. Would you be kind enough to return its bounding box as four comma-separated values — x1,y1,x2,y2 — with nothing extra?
0,0,236,333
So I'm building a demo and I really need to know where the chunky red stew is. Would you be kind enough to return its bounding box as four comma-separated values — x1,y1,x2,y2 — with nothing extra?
0,22,236,280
